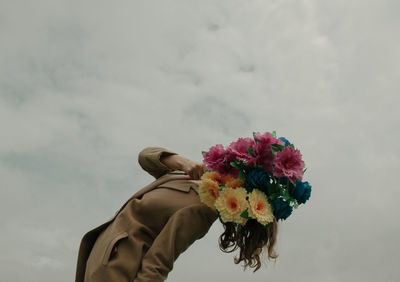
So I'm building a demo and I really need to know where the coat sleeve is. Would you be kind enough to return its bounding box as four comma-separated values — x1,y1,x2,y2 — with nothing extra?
138,147,178,179
133,204,218,282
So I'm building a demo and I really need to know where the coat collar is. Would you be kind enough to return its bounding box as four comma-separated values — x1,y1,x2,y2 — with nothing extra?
165,171,200,192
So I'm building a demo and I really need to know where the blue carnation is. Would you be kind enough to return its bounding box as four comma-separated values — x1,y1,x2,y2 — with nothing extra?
278,137,291,147
272,198,293,221
244,168,270,191
289,181,312,204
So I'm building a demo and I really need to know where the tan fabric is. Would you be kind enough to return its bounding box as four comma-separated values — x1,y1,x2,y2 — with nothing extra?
75,147,218,282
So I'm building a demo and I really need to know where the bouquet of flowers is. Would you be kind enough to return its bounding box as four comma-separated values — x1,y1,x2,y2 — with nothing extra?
199,131,311,227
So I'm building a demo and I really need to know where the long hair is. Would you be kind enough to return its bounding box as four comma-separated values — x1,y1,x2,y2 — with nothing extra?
218,217,278,272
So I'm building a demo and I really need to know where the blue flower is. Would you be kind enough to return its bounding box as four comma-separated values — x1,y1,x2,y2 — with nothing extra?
289,181,312,204
272,198,293,221
244,168,270,192
278,137,291,147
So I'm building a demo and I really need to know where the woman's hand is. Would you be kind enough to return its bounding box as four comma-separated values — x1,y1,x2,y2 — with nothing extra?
160,153,206,180
180,160,206,180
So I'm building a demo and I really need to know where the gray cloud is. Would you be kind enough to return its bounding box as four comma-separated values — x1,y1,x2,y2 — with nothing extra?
183,96,251,135
0,1,399,282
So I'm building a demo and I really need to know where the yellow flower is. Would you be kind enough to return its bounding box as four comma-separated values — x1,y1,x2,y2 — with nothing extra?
198,178,220,208
202,171,224,183
215,187,248,225
248,189,274,225
225,177,245,189
201,171,244,187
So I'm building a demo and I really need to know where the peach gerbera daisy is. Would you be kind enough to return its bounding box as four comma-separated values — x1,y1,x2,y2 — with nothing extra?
198,178,220,208
248,189,274,225
215,187,248,225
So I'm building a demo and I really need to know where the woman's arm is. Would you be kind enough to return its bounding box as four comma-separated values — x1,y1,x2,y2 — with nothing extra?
138,147,178,179
160,154,206,180
138,147,206,179
133,204,218,282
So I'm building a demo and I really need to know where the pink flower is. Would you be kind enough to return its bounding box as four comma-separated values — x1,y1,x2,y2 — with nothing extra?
247,132,284,171
203,144,226,170
203,144,239,177
254,132,284,146
273,146,305,183
227,137,255,163
221,153,240,178
247,141,274,171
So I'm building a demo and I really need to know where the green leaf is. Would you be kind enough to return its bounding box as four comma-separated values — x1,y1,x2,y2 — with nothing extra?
240,209,250,219
247,147,255,157
201,151,207,156
245,186,254,193
272,131,277,138
271,144,285,152
290,144,295,150
230,161,241,169
253,132,260,142
283,189,291,199
263,222,272,228
303,168,307,174
239,171,246,180
266,185,273,195
267,183,280,196
269,193,279,200
280,188,293,201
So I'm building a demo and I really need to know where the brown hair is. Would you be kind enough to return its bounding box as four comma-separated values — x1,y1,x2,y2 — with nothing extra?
218,217,278,272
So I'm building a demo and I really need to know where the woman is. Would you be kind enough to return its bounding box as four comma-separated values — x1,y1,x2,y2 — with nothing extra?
75,146,278,282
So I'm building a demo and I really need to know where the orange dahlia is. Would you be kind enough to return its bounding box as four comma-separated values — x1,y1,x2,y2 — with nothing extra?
215,187,248,225
248,189,274,225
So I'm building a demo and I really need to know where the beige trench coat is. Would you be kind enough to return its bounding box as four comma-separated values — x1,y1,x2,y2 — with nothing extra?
75,147,218,282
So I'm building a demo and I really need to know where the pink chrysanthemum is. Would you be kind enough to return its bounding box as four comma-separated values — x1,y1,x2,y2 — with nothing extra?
202,144,239,177
227,137,255,164
273,146,305,183
246,132,283,171
248,142,274,171
203,144,226,171
254,132,284,146
221,153,240,178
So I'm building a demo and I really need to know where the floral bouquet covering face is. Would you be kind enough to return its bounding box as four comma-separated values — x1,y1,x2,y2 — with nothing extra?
199,131,312,227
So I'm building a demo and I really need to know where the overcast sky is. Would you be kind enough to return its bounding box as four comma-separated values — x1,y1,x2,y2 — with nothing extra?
1,0,399,281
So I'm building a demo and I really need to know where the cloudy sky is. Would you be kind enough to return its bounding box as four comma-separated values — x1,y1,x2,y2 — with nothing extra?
1,0,399,281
